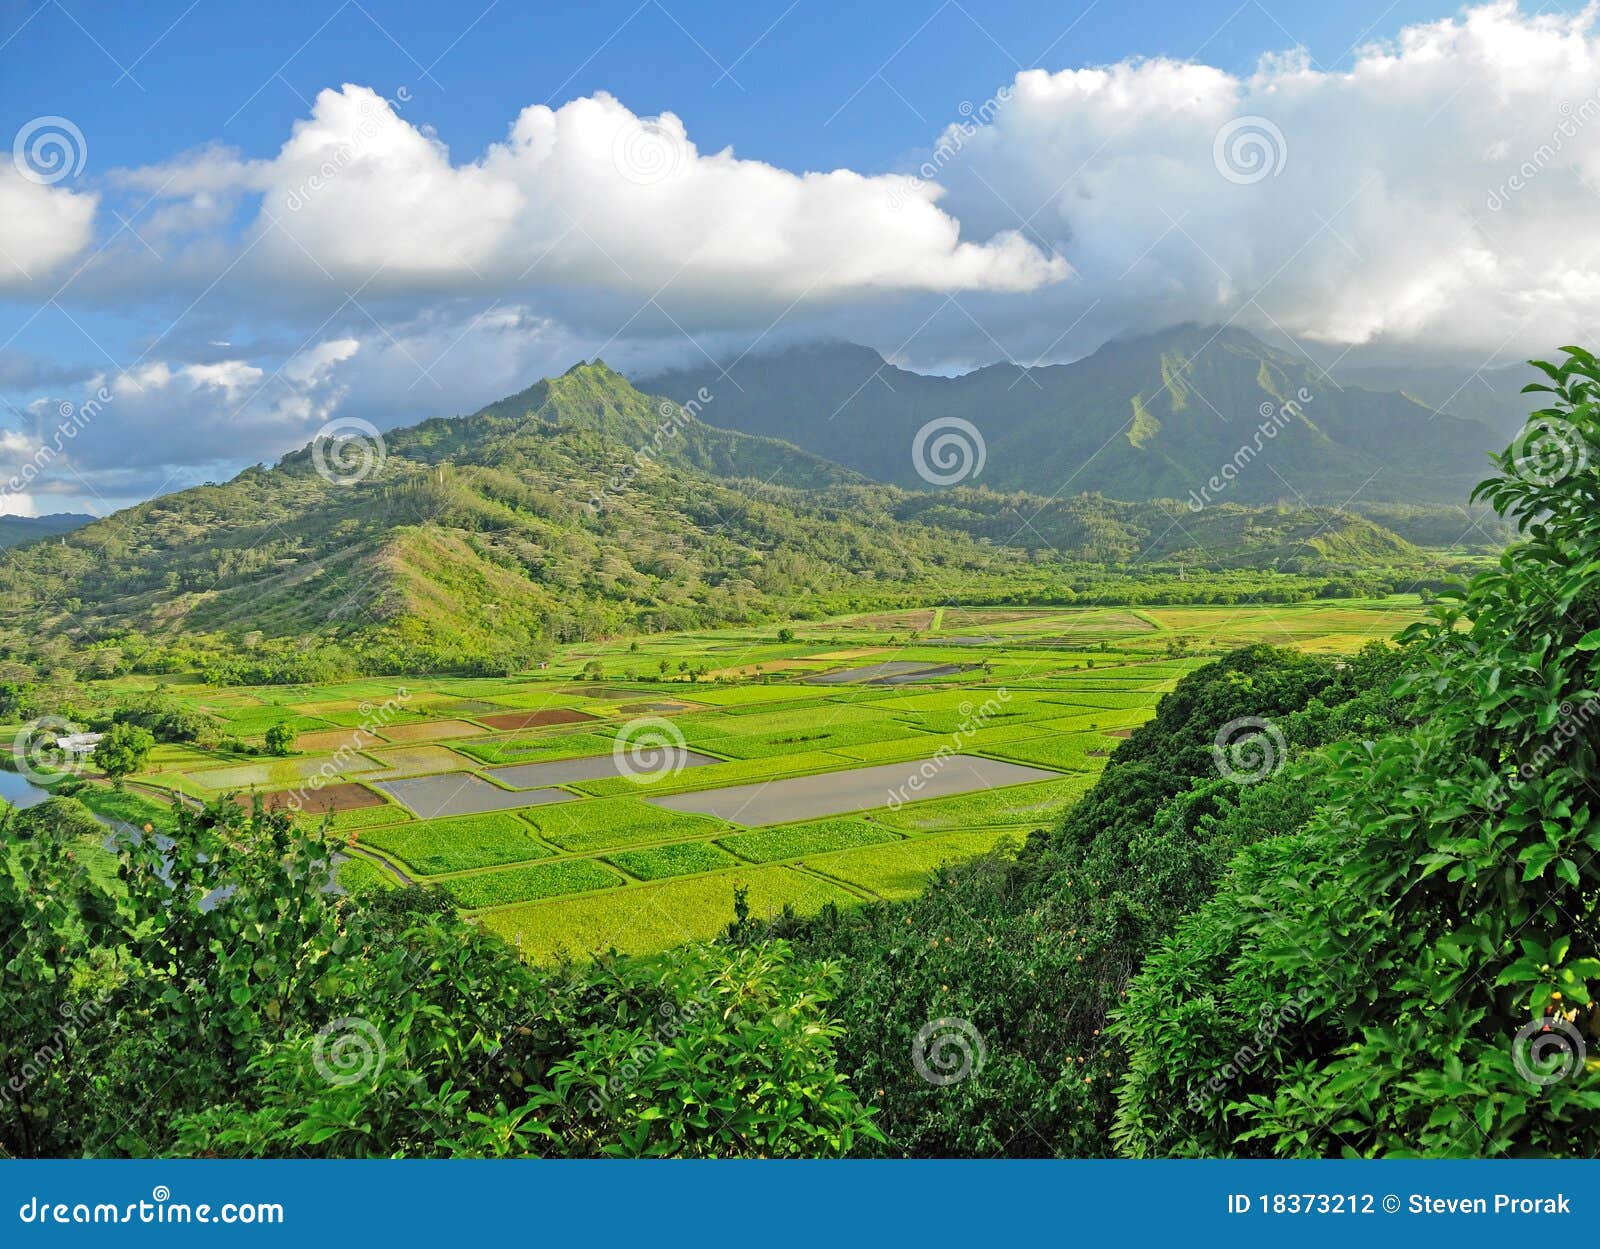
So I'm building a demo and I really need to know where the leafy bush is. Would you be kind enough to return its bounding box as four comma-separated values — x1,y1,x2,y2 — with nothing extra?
108,696,216,744
0,798,877,1158
1112,348,1600,1157
263,722,296,755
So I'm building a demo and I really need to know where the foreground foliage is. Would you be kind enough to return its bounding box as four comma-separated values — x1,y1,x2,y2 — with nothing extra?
0,799,877,1158
1112,347,1600,1156
781,643,1407,1155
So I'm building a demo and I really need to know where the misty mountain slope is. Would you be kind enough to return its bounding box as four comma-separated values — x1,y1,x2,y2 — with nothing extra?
1338,361,1535,442
0,513,95,548
642,325,1507,506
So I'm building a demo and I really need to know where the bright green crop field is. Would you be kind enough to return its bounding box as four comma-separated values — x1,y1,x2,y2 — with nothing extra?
21,597,1422,962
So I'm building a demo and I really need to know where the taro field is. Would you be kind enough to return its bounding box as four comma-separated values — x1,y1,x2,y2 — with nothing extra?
44,597,1423,962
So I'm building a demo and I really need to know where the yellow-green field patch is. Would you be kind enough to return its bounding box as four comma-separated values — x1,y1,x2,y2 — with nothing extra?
807,829,1021,900
379,719,485,743
365,744,474,778
361,811,552,875
479,865,860,961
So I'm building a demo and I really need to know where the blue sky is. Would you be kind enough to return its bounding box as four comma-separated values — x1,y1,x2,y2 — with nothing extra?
4,1,1457,175
0,0,1596,514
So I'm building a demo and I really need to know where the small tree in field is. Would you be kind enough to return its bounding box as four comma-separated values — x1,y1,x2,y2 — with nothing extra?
93,722,153,788
264,723,295,756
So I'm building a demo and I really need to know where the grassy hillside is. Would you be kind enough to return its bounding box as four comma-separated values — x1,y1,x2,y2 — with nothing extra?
0,363,1024,670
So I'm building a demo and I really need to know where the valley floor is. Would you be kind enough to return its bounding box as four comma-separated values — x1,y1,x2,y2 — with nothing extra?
24,596,1425,961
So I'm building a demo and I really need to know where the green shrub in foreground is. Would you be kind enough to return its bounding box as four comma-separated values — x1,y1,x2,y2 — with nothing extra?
1113,348,1600,1158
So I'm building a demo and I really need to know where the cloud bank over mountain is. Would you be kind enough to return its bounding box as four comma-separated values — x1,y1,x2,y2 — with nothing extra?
4,1,1599,511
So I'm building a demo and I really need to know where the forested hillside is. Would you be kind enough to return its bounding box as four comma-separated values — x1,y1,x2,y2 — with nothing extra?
0,361,1460,683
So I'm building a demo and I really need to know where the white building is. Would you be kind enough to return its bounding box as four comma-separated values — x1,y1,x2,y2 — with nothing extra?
56,732,102,758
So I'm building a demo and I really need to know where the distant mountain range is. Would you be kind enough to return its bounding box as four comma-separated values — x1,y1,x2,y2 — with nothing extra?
642,325,1523,510
0,512,94,548
0,361,1475,668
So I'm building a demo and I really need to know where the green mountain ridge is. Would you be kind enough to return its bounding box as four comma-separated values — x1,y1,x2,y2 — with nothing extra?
0,361,1469,676
641,325,1507,507
0,512,95,547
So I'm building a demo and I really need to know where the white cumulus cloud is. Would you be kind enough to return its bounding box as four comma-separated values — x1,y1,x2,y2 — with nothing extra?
922,1,1600,363
103,85,1067,322
0,169,97,287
